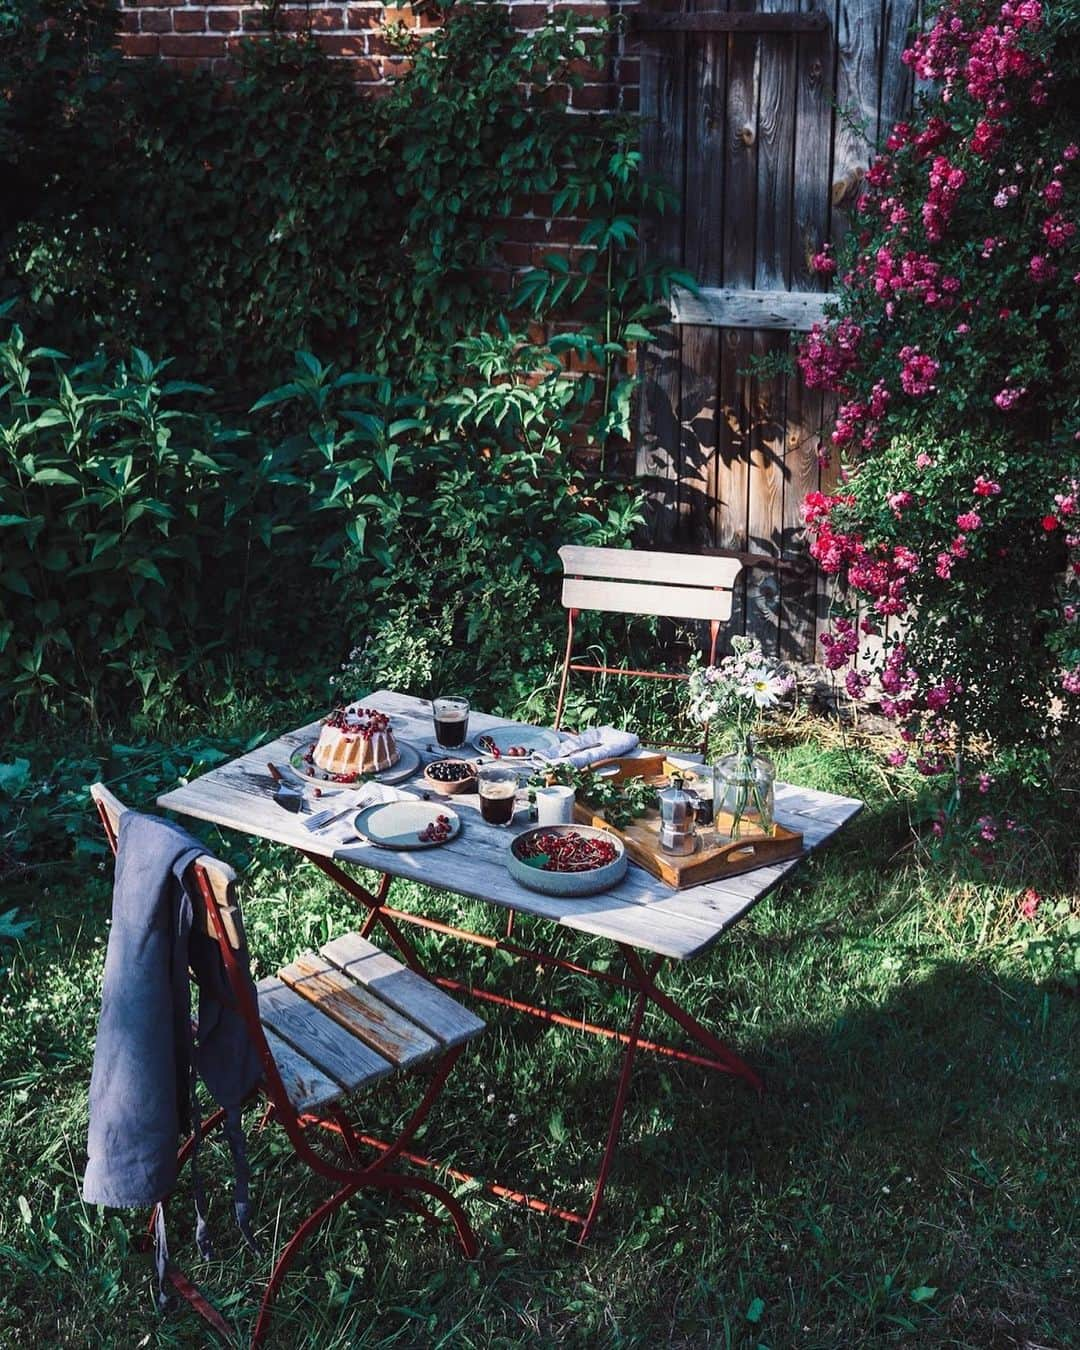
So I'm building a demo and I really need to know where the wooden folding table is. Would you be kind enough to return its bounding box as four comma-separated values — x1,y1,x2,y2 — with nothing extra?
158,690,862,1240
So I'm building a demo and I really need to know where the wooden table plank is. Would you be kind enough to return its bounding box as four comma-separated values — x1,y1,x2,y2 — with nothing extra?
157,691,862,962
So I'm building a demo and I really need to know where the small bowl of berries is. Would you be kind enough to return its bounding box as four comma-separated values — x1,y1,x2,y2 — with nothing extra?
423,758,478,796
507,824,627,896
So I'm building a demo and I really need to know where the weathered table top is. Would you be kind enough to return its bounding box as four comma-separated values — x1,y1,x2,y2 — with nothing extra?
157,690,862,962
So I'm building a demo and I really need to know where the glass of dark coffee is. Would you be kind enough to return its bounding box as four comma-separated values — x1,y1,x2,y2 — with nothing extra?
433,695,469,749
477,763,519,827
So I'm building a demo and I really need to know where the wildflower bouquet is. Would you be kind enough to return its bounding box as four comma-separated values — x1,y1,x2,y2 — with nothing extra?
686,637,794,838
686,636,794,748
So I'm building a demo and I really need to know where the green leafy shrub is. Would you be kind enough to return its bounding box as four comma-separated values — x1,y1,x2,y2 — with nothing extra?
268,325,645,715
0,318,641,727
0,322,342,725
0,1,646,405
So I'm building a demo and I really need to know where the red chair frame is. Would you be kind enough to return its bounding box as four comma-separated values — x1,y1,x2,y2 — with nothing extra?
552,545,746,755
92,788,478,1348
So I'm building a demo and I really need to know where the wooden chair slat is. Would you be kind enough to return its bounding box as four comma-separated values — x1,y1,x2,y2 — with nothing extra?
320,933,485,1049
558,545,744,589
261,1026,342,1113
561,577,736,622
194,856,245,951
278,953,441,1068
552,549,743,745
257,975,394,1093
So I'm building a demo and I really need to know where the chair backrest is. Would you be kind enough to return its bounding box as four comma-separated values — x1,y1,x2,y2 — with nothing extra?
90,782,246,951
553,547,744,742
557,545,742,622
90,784,315,1148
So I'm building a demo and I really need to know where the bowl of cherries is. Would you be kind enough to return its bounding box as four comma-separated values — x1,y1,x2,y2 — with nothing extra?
508,824,627,896
423,758,478,796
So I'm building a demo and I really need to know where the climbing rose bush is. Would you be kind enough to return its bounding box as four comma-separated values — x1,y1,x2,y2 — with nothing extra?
799,0,1080,765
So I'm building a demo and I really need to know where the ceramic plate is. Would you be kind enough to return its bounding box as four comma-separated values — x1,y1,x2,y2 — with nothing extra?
352,800,461,850
472,726,563,760
288,739,421,786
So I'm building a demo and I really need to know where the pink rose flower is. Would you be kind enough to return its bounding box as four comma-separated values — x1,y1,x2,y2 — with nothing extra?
898,345,939,396
1018,888,1041,919
845,670,870,699
994,386,1026,411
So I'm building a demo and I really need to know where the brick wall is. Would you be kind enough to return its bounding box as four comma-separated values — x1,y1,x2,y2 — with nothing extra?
118,1,641,109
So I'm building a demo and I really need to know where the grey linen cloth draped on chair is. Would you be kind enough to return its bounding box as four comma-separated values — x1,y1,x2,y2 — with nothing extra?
83,811,262,1299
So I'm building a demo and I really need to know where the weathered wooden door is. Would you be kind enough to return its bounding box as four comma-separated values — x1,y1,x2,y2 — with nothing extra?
636,0,918,660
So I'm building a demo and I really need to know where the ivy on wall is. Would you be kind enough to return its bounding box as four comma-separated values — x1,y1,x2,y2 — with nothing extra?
0,0,648,402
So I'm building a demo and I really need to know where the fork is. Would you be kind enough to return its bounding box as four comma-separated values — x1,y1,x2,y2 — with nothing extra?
304,786,377,833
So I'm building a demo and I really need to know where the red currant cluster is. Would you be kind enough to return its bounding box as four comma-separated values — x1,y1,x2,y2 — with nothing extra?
477,735,528,758
520,831,617,873
324,705,391,739
418,814,453,843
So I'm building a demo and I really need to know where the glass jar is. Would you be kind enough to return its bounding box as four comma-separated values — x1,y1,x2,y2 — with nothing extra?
712,741,776,840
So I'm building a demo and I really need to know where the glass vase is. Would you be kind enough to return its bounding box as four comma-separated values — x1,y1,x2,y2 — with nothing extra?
712,741,775,840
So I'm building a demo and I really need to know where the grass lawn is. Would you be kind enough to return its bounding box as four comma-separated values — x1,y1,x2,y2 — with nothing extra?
1,710,1077,1348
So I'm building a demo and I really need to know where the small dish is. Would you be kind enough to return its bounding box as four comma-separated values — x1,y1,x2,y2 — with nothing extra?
472,726,563,760
423,759,478,796
507,825,628,896
353,800,461,850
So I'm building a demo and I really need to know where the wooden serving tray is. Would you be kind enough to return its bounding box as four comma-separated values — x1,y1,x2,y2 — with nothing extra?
571,755,804,888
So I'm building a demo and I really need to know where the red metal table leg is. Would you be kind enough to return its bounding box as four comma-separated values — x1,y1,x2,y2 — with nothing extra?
618,945,764,1093
303,853,428,972
298,853,763,1241
578,955,661,1243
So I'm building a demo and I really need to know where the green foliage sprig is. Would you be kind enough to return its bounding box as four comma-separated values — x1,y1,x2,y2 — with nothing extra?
529,761,658,828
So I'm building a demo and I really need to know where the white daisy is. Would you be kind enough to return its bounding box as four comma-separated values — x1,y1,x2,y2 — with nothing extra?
748,669,785,708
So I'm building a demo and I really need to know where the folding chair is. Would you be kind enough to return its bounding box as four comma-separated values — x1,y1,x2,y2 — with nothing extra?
553,545,745,754
90,783,484,1347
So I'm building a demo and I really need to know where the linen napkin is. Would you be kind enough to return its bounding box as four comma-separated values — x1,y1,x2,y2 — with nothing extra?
540,726,640,769
315,782,419,849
